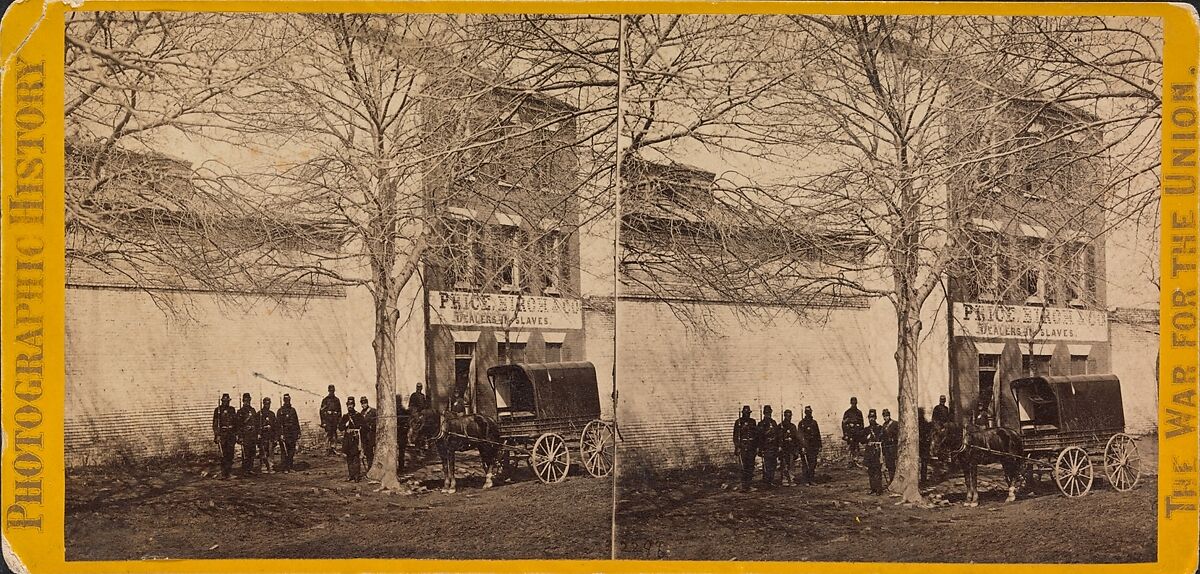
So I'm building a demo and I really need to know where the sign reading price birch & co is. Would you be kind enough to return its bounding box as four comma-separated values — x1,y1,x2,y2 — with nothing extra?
953,302,1109,342
428,291,583,329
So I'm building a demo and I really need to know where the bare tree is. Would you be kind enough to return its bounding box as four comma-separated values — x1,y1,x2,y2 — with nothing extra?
66,13,618,490
620,15,1161,504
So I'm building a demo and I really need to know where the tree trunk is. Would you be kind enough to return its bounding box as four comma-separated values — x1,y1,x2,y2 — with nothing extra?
366,295,405,490
890,298,925,504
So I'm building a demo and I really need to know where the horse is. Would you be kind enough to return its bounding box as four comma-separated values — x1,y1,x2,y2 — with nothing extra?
930,421,1025,507
407,409,503,493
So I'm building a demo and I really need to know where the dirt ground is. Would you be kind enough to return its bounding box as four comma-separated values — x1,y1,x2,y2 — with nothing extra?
616,458,1157,563
66,447,612,561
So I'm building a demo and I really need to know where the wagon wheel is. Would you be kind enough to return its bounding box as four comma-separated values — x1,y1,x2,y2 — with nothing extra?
1054,446,1094,498
580,420,615,478
529,433,570,484
1103,433,1141,492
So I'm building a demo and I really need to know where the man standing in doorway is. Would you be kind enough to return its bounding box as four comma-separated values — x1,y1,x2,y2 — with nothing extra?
732,405,757,492
842,397,864,468
277,394,300,472
320,385,342,455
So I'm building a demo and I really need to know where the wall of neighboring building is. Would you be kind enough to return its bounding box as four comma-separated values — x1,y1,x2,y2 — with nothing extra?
615,293,949,473
583,301,616,421
1109,310,1159,436
64,285,422,466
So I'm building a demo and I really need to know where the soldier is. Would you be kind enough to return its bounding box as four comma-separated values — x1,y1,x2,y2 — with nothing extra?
777,409,799,487
236,393,259,476
798,405,822,484
881,408,899,485
932,395,950,426
841,397,864,468
732,405,757,491
974,399,992,428
360,396,377,470
917,406,932,484
861,409,886,495
320,385,342,455
757,405,779,487
339,396,365,481
277,393,300,472
258,397,278,474
211,393,238,479
408,383,428,413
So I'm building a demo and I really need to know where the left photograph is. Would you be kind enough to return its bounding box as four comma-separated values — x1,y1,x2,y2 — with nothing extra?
63,12,618,560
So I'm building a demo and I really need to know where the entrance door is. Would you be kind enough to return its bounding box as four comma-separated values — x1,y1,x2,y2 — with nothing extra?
454,342,475,413
977,354,999,426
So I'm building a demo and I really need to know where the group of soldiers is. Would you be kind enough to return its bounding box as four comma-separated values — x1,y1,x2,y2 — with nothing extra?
731,395,953,496
210,392,302,479
211,382,430,481
731,405,823,490
839,395,952,495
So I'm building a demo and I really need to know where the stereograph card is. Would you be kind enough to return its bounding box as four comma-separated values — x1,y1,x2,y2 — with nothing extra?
1,1,1197,573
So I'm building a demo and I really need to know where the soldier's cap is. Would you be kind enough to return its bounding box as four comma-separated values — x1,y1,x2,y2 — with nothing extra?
262,396,271,403
882,409,891,416
283,393,290,399
360,397,369,404
783,409,792,416
850,397,858,402
221,393,230,401
763,405,772,412
346,396,355,404
804,405,812,411
939,395,947,400
868,409,877,417
328,384,336,391
242,392,251,400
741,405,751,412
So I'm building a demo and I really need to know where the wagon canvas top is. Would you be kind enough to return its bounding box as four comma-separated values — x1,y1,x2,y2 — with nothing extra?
1010,374,1125,433
486,361,601,420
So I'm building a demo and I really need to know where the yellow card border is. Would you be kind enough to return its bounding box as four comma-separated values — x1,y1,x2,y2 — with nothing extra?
2,1,1197,573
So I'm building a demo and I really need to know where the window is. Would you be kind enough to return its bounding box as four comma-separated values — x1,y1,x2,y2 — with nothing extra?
489,226,525,292
541,231,569,295
1065,244,1093,306
499,342,526,364
545,342,563,363
1021,265,1046,305
445,219,483,289
1022,354,1053,377
1070,354,1089,375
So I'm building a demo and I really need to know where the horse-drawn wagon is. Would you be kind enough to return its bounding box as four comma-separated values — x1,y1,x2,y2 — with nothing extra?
484,361,615,483
931,373,1141,503
1009,374,1141,498
407,361,615,491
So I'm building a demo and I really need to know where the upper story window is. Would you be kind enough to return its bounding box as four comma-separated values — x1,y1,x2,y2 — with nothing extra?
540,231,569,296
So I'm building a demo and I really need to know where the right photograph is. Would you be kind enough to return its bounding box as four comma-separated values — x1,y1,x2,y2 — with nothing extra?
614,14,1161,563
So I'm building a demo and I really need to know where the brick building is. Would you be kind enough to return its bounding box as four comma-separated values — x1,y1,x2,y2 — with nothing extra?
63,84,602,465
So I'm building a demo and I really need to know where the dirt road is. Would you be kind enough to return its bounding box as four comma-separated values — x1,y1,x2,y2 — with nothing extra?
66,448,612,561
616,462,1156,563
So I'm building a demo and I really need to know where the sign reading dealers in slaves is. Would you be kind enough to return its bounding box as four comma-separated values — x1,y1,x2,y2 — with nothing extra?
429,291,583,330
953,302,1109,342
